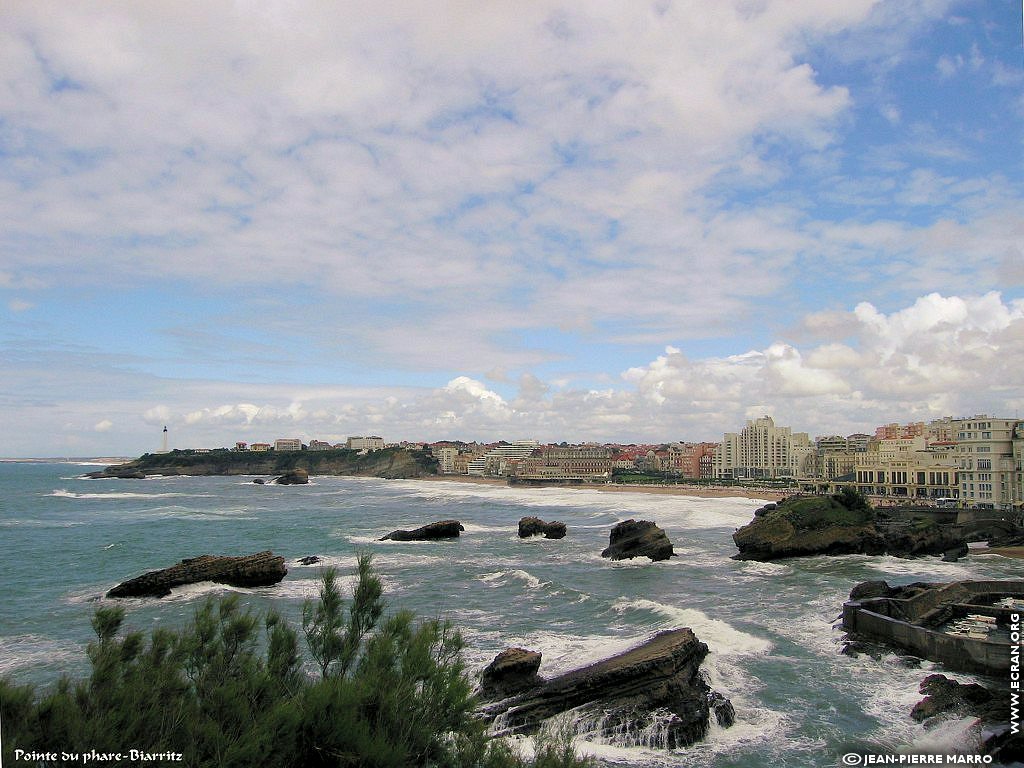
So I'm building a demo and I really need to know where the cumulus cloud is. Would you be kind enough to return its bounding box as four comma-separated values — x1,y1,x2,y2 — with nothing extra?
93,419,112,432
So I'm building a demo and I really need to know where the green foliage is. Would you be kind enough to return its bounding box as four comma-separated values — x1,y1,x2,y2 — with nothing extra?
1,557,590,768
775,494,875,531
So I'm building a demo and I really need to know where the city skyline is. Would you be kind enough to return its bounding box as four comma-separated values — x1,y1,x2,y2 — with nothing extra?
1,1,1022,457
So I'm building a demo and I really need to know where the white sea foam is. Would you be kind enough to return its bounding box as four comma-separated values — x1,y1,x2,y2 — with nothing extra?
477,569,548,590
49,489,197,500
0,635,82,674
864,556,973,579
610,599,773,656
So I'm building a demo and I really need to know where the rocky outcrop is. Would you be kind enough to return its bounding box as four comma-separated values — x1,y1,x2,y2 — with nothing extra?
85,468,146,479
601,520,674,561
733,494,883,561
380,520,464,541
479,648,543,700
85,446,438,480
274,468,309,485
518,517,567,539
883,525,968,558
107,551,287,598
480,628,732,749
733,492,969,561
297,555,322,565
910,674,1024,762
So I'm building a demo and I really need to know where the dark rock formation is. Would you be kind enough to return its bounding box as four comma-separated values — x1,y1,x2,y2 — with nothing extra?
107,551,287,598
911,674,1001,723
733,494,883,561
298,555,322,565
85,468,147,479
252,478,265,485
518,517,567,539
274,468,309,485
480,648,543,700
849,580,894,601
883,525,968,558
480,628,732,749
733,492,969,561
601,519,674,561
910,674,1024,761
380,520,464,541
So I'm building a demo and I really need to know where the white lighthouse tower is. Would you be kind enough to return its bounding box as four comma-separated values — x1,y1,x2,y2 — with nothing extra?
160,425,169,454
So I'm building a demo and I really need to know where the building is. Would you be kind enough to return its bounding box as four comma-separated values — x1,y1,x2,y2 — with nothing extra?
847,437,958,500
466,441,539,476
517,445,613,481
234,442,248,451
274,438,303,452
347,436,384,451
954,416,1022,510
250,443,271,452
308,440,334,451
713,416,813,480
433,445,459,473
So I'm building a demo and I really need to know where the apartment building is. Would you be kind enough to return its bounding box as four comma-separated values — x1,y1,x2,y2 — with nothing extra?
713,416,814,480
347,436,384,451
274,438,303,452
954,416,1022,510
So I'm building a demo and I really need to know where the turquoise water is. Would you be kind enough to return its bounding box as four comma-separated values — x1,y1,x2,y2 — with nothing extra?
2,462,1020,766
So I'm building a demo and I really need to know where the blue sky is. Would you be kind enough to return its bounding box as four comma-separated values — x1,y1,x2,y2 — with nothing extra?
1,0,1022,457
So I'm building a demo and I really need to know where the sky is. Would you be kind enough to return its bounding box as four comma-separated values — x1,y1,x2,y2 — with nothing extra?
1,1,1023,457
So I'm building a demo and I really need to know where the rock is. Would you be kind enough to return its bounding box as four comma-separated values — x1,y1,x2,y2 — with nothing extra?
480,648,543,700
107,551,288,598
883,523,969,558
849,580,894,601
942,544,968,562
298,555,321,565
274,468,309,485
252,478,265,485
708,691,736,727
840,640,884,661
910,675,1024,761
911,674,1006,723
85,468,146,479
480,628,732,749
380,520,465,541
733,494,884,561
601,519,675,561
518,517,567,539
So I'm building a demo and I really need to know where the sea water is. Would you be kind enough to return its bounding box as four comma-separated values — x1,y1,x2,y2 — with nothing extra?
2,462,1020,766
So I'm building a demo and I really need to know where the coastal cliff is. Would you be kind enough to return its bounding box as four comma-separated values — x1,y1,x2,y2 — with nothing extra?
86,446,438,480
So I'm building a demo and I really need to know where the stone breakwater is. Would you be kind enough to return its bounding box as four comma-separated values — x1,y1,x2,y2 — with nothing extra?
106,551,288,598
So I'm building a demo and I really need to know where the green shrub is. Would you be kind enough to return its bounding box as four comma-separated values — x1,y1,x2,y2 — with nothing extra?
1,556,590,768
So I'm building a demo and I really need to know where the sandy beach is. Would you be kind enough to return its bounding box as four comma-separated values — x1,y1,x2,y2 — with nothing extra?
416,473,790,501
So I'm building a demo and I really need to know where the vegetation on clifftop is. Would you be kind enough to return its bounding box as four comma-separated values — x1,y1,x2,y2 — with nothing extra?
1,556,589,768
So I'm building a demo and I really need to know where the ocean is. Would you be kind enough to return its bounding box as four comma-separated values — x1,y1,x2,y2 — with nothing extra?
2,462,1019,766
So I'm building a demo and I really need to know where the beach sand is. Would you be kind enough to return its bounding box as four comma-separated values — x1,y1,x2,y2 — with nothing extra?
416,473,788,502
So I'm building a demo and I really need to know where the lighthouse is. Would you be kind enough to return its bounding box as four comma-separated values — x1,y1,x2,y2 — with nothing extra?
161,425,169,454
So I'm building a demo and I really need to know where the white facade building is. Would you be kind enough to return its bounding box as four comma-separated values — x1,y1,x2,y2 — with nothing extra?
713,416,813,480
347,436,385,451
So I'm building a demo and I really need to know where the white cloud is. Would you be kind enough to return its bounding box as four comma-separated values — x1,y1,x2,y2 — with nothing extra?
7,299,33,312
93,419,112,432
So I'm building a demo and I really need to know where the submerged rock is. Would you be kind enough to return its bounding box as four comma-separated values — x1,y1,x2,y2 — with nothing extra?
480,628,732,749
107,551,288,598
601,519,674,561
380,520,464,541
297,555,322,565
518,517,567,539
274,468,309,485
